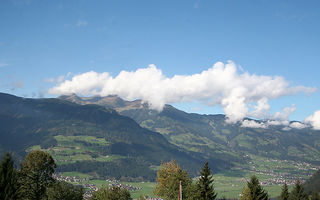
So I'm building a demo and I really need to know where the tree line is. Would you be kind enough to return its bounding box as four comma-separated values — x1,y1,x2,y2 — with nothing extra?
153,160,320,200
1,151,320,200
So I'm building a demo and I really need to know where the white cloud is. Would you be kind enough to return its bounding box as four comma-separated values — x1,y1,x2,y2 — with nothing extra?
305,110,320,130
282,127,291,131
250,97,270,119
76,20,88,27
241,120,268,129
273,105,296,121
48,61,317,123
289,122,308,129
266,120,289,126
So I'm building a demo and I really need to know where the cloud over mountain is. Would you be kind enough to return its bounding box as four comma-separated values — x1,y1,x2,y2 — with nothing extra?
48,61,316,123
305,110,320,130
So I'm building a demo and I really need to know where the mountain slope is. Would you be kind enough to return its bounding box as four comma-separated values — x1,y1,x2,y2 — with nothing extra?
59,94,320,166
0,93,215,180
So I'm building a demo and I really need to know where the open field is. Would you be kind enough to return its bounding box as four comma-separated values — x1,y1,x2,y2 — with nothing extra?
27,134,319,198
27,135,123,165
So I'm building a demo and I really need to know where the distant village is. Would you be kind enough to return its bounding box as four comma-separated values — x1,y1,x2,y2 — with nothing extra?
53,173,152,200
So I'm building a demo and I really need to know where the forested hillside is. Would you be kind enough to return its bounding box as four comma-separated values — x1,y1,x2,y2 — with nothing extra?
60,94,320,166
0,93,212,180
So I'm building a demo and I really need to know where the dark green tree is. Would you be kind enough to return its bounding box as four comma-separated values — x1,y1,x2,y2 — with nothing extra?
0,152,19,200
19,150,56,200
290,180,308,200
91,186,132,200
280,183,290,200
247,175,269,200
311,190,320,200
196,162,217,200
46,181,84,200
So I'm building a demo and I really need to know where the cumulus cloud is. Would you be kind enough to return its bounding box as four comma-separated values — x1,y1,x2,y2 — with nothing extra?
289,122,308,129
273,105,297,121
241,120,268,129
305,110,320,130
242,119,309,130
48,61,317,123
266,120,289,126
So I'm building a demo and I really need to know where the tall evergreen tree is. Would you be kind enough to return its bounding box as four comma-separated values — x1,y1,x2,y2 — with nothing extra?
0,152,19,200
290,180,308,200
197,162,217,200
247,175,269,200
19,150,56,200
280,183,290,200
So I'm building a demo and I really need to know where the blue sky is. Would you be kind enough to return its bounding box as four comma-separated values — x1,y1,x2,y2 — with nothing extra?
0,0,319,123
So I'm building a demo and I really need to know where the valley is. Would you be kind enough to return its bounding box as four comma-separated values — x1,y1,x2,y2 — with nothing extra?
1,92,320,198
28,133,318,198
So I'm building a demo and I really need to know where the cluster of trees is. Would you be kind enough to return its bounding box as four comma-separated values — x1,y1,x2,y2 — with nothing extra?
154,160,217,200
280,181,320,200
57,158,156,181
0,150,136,200
2,151,320,200
0,151,83,200
153,160,320,200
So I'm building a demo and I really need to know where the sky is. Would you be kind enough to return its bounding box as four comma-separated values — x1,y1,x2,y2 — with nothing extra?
0,0,319,128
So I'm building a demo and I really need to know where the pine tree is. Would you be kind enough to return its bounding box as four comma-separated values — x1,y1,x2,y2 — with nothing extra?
0,152,19,200
197,162,217,200
290,180,308,200
280,183,290,200
19,150,56,200
247,175,269,200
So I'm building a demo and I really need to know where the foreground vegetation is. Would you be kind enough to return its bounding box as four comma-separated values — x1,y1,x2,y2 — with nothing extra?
1,151,320,200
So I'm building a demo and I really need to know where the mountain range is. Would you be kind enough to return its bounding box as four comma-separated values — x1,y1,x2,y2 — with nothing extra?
1,92,320,181
60,94,320,165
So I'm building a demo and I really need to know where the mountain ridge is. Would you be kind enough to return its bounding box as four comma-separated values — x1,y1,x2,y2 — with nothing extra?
59,94,320,166
0,92,218,180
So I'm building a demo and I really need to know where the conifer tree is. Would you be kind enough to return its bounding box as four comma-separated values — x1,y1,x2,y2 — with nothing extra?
280,183,290,200
197,162,217,200
0,152,19,200
289,180,308,200
19,150,56,200
247,175,269,200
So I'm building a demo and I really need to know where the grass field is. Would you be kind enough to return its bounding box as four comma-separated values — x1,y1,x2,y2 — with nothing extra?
27,135,123,165
26,135,318,198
